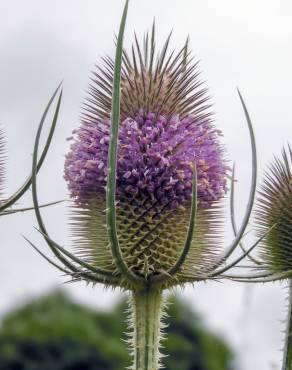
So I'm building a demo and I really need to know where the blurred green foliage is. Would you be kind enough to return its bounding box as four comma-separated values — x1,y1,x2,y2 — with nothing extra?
0,291,232,370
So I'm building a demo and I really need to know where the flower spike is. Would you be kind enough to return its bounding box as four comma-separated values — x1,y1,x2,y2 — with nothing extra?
30,1,269,368
65,27,228,289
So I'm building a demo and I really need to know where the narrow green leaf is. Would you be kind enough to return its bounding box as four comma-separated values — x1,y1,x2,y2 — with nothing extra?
31,90,79,274
0,83,62,212
106,0,142,286
24,235,119,286
211,224,276,277
221,270,274,280
213,89,257,268
0,200,63,217
226,270,292,283
230,163,262,265
30,90,118,285
35,227,118,278
23,235,70,274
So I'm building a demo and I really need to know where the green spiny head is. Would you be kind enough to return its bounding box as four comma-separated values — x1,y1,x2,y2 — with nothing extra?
256,146,292,274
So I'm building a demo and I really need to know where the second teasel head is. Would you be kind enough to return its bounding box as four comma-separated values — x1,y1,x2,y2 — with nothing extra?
255,146,292,275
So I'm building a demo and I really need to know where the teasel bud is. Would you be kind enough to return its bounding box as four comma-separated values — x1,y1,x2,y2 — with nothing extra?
30,1,261,369
254,147,292,277
248,147,292,370
226,148,292,370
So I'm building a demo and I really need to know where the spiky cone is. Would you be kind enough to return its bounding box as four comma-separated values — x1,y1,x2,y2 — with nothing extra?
31,1,260,369
64,21,229,282
65,12,228,370
255,147,292,275
254,147,292,370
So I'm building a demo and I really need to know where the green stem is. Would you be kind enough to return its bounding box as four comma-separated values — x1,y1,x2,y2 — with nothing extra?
282,279,292,370
131,288,165,370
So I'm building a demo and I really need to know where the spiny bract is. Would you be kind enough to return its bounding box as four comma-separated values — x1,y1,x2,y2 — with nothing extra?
256,146,292,273
64,27,229,287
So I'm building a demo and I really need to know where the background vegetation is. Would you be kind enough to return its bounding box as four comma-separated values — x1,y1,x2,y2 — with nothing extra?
0,291,232,370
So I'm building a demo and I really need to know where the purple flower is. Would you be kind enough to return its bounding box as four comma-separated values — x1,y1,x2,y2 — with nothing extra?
64,30,228,211
65,110,227,209
64,31,229,278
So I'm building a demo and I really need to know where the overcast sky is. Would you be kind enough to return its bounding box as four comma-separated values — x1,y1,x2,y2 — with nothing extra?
1,1,292,369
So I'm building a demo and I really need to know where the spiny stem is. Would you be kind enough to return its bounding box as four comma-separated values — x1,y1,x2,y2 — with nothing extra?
282,279,292,370
130,288,165,370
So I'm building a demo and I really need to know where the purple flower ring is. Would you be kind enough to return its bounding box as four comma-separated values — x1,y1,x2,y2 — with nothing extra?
64,33,229,280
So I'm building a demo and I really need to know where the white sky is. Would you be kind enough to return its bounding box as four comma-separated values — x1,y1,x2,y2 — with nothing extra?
1,1,292,369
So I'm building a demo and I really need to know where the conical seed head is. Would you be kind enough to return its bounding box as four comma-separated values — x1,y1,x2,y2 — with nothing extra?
256,147,292,273
69,194,225,281
86,30,210,123
65,31,229,283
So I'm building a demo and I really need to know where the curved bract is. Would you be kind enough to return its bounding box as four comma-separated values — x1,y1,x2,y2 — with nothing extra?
0,83,63,215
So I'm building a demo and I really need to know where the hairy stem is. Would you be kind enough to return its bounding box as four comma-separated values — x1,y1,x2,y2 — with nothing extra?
282,279,292,370
130,288,165,370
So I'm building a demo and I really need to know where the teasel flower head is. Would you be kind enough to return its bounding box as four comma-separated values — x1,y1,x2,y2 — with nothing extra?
251,147,292,370
255,146,292,276
62,19,233,291
65,50,230,286
29,2,263,369
28,0,261,292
